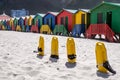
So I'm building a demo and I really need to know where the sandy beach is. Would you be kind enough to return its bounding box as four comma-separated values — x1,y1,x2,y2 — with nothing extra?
0,31,120,80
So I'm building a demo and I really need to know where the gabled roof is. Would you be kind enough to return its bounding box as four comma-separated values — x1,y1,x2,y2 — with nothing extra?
0,13,11,21
44,12,59,17
91,1,120,11
48,12,59,16
77,9,90,13
63,9,78,13
35,13,45,17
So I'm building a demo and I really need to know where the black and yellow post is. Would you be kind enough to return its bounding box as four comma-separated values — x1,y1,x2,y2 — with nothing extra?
50,37,59,59
95,42,116,74
38,36,44,56
66,37,76,63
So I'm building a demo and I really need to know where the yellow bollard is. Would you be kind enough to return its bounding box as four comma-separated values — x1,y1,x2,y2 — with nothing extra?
66,37,76,63
38,36,44,56
95,42,116,74
95,42,108,73
51,37,59,59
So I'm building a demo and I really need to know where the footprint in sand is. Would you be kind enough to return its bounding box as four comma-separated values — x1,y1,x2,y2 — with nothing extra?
27,71,40,77
2,56,13,61
21,67,33,71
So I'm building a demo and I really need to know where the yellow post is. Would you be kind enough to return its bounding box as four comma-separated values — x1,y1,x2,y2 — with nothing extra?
51,37,59,59
38,36,44,56
66,37,76,63
95,42,116,74
95,42,108,73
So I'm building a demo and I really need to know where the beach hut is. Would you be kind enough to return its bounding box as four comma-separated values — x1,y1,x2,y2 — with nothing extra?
3,20,7,30
24,17,28,26
13,18,18,29
9,18,15,31
31,14,44,33
40,25,52,34
72,9,90,37
0,21,3,30
53,25,68,36
75,9,90,30
86,1,120,42
57,9,77,33
33,13,44,30
6,20,11,30
26,16,33,32
0,13,11,21
18,17,25,31
43,12,58,31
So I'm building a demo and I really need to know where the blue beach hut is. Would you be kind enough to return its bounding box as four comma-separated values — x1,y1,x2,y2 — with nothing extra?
43,12,58,31
18,17,25,31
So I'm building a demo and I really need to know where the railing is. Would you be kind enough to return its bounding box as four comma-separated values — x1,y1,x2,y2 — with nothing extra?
86,24,115,42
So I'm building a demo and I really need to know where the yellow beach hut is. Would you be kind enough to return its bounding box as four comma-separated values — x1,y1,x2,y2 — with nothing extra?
72,9,90,37
74,9,90,30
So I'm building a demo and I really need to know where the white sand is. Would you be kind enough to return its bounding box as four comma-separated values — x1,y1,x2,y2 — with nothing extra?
0,31,120,80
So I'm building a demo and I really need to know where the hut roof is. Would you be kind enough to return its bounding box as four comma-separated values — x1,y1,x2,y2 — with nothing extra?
0,13,11,21
48,12,59,16
36,13,46,17
63,9,77,13
91,1,120,11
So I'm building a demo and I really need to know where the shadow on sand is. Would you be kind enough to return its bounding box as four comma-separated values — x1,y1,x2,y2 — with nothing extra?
65,62,76,68
96,70,115,78
36,54,43,59
49,57,58,62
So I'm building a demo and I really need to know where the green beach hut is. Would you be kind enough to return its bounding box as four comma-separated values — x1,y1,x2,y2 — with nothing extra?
88,1,120,42
91,1,120,34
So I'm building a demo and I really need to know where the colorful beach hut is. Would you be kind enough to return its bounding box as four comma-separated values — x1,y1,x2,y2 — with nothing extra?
6,20,11,30
86,1,120,42
43,12,58,31
57,9,77,33
24,17,28,26
72,9,90,37
9,18,15,31
0,13,11,21
0,21,6,30
75,9,90,30
33,14,44,29
26,16,33,32
3,20,7,30
13,18,18,29
53,25,68,36
18,17,25,31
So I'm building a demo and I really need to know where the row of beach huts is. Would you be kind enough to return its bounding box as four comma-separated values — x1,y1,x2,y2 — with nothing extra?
0,1,120,42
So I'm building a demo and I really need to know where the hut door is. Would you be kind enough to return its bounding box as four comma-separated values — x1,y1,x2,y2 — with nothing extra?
61,17,64,25
65,16,68,30
81,14,85,24
106,12,112,28
47,18,51,27
97,13,103,24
